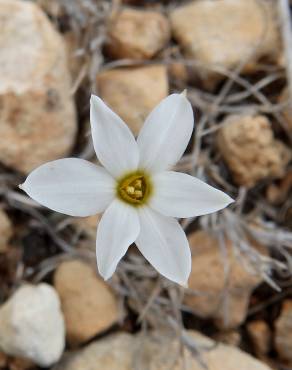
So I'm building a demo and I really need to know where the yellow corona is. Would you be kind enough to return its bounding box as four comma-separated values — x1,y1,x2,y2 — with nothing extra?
116,171,152,206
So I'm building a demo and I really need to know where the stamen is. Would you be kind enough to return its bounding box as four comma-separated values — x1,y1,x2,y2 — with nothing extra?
134,179,142,189
126,186,135,194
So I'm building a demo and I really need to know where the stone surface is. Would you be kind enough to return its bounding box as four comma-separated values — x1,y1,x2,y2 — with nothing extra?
97,65,168,135
106,8,170,60
0,284,65,367
275,300,292,363
212,330,241,347
0,210,12,252
37,1,83,78
184,231,262,329
279,88,292,131
266,170,292,205
247,321,271,357
54,330,272,370
170,0,280,87
168,63,189,86
217,115,291,187
145,331,272,370
38,0,62,18
54,333,133,370
63,31,84,79
0,0,76,174
54,259,119,346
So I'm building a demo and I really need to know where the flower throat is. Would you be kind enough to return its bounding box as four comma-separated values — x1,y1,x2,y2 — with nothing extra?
117,172,152,206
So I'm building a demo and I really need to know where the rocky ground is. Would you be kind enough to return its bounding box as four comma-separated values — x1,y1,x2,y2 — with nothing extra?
0,0,292,369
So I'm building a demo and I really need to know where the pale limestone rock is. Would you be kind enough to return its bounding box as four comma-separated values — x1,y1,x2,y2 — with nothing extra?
38,0,63,18
145,331,272,370
39,0,84,78
184,231,262,329
170,0,280,88
217,115,291,187
247,321,271,357
54,259,119,346
97,65,168,135
0,0,76,174
0,210,12,252
54,333,133,370
212,330,241,347
275,300,292,363
54,330,273,370
63,32,84,79
0,284,65,367
168,63,189,85
106,8,170,60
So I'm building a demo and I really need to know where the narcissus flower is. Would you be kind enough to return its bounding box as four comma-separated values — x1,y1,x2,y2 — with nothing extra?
20,93,233,285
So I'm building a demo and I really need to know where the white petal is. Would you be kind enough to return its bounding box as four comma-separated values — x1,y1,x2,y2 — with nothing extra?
90,95,139,178
136,207,191,285
150,171,234,218
20,158,115,217
137,94,194,173
96,199,140,280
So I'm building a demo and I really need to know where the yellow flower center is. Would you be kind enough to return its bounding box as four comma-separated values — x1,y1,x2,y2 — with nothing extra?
116,171,152,206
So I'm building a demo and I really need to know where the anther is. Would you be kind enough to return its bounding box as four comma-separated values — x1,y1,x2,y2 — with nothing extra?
134,190,143,198
126,186,135,194
134,179,142,189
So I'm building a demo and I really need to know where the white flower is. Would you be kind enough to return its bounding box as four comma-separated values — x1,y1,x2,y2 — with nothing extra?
20,93,233,286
